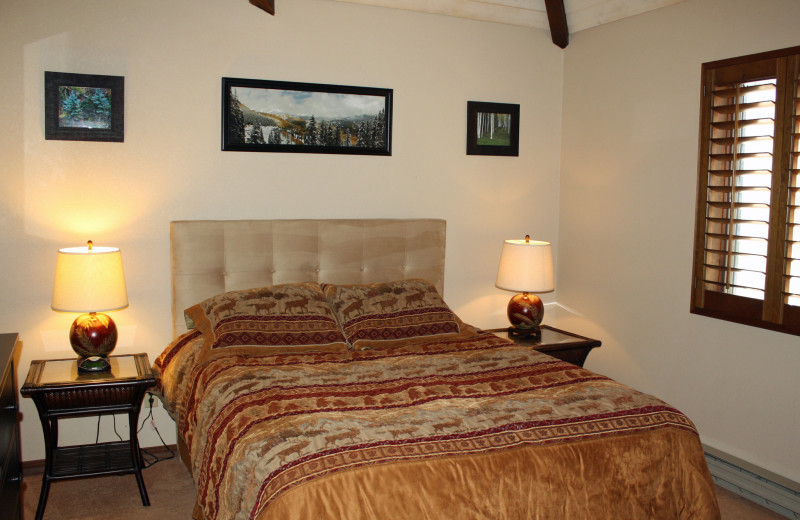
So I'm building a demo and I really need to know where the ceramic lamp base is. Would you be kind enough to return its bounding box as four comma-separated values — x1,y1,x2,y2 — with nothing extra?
69,312,118,372
507,292,544,333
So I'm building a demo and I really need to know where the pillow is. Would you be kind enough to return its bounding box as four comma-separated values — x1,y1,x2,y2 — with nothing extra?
184,282,349,359
324,279,461,350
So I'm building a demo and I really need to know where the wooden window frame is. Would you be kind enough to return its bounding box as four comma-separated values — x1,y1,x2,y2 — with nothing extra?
691,45,800,336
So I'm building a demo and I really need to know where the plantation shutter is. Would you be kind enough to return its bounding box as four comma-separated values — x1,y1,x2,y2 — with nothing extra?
691,46,800,336
788,61,800,308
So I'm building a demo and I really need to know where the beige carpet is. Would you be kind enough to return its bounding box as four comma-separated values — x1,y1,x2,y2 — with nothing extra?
21,456,195,520
21,456,786,519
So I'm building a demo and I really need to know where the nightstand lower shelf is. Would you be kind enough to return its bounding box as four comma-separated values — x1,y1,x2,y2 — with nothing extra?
51,441,137,478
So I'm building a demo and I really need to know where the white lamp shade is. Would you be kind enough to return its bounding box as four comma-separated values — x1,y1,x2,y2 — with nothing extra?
52,245,129,313
495,238,554,293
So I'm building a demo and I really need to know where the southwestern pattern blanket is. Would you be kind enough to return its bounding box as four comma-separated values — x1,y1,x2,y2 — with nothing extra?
154,327,720,520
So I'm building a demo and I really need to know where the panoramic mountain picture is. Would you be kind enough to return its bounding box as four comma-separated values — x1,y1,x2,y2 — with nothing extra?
222,78,392,155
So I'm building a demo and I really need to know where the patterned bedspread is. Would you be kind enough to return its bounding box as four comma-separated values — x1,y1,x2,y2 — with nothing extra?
154,328,720,520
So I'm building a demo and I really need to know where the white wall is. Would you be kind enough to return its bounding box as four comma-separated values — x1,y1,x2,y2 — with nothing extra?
559,0,800,483
0,0,564,460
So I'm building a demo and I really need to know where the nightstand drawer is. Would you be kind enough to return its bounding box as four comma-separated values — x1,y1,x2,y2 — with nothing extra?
22,354,155,414
534,344,596,366
32,384,150,414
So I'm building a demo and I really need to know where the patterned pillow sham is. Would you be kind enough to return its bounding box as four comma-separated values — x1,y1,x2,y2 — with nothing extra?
184,282,349,359
323,279,461,350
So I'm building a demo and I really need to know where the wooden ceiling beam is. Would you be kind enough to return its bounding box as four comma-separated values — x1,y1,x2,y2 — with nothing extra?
250,0,275,15
544,0,569,48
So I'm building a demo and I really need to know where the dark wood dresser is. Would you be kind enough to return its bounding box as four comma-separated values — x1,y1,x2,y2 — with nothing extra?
0,333,21,520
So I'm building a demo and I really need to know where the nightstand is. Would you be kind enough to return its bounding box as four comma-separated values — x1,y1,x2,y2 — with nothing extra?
21,353,155,520
486,325,601,367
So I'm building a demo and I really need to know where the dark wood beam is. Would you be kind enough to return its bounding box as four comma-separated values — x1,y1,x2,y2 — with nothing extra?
250,0,275,15
544,0,569,48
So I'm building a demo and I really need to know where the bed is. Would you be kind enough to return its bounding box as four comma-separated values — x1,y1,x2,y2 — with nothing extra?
154,219,720,520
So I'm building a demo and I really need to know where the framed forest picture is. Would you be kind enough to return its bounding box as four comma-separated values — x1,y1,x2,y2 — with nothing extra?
466,101,519,156
44,71,125,142
222,78,393,155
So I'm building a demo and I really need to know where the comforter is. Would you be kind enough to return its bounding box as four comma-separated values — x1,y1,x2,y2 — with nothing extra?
154,327,720,520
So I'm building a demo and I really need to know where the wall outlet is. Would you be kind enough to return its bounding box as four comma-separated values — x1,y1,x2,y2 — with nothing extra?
146,392,159,408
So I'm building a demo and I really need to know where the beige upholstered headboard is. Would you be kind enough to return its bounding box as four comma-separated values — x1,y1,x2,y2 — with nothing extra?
170,219,446,337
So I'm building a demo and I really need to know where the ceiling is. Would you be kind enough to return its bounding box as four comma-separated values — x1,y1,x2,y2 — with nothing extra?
327,0,687,33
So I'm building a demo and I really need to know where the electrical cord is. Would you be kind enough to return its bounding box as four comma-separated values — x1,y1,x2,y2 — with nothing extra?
112,414,124,441
137,392,175,468
92,392,175,468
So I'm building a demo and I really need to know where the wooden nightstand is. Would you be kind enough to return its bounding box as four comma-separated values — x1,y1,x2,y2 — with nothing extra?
21,353,155,520
486,325,601,367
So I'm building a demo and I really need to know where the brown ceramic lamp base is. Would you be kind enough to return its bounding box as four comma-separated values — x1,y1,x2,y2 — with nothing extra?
507,292,544,335
69,312,118,372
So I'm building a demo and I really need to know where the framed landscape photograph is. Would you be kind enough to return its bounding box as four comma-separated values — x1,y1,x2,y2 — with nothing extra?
44,71,124,142
466,101,520,156
222,78,393,155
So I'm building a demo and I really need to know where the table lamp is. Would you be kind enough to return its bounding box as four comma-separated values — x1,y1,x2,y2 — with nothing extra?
495,235,554,337
51,241,128,372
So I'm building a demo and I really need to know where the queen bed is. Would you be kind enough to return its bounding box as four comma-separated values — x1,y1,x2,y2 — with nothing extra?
153,219,720,520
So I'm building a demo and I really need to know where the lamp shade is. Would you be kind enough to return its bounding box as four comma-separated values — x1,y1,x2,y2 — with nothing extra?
495,238,554,293
52,244,129,313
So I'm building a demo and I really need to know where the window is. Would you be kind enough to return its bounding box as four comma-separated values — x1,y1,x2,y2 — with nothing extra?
691,45,800,336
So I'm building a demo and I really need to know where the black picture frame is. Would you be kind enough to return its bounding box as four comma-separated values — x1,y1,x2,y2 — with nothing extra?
466,101,519,156
44,71,124,142
222,78,393,155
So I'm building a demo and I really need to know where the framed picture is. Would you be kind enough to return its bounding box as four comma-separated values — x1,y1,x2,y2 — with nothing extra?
466,101,519,156
44,72,124,142
222,78,392,155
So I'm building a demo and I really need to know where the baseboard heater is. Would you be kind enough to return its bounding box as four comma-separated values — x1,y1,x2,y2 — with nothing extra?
704,445,800,519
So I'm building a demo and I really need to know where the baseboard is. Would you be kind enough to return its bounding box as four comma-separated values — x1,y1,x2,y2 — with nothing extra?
22,444,178,477
21,458,45,477
704,444,800,519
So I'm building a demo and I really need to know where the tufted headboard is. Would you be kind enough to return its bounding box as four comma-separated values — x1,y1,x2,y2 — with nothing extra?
170,219,446,337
